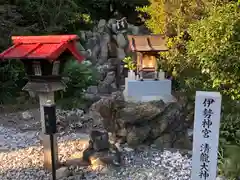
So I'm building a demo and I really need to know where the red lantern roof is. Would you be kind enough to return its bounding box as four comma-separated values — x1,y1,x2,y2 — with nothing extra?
0,35,85,62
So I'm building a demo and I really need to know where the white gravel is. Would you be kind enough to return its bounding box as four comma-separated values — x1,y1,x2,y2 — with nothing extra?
0,108,194,180
0,125,193,180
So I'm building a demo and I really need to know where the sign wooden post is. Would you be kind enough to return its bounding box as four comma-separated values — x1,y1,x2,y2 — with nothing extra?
191,91,222,180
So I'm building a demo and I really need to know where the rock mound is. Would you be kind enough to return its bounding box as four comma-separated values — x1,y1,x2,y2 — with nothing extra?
90,92,194,149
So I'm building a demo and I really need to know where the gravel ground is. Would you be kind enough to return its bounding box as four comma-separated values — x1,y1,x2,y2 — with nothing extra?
0,125,192,180
0,109,192,180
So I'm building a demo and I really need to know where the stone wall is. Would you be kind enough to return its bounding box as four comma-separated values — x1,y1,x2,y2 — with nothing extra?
89,91,194,150
79,19,150,99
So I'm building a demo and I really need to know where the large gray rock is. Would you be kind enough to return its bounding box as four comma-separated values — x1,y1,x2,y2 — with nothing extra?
100,33,111,45
108,58,120,71
111,23,118,34
90,45,101,62
128,24,140,35
173,132,192,150
97,64,109,81
107,18,117,29
98,33,111,64
103,71,116,85
83,93,101,105
98,19,107,31
98,71,116,94
116,33,128,48
85,31,93,39
90,92,194,149
85,37,99,50
78,31,86,41
56,167,71,179
153,134,172,149
86,85,98,94
117,102,165,125
117,48,126,60
89,130,110,151
90,91,124,130
99,45,109,64
126,126,151,146
108,41,118,58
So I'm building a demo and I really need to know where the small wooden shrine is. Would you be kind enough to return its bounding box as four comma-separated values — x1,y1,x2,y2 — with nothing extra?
127,34,168,80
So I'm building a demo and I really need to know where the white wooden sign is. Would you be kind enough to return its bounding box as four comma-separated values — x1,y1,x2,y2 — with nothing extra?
191,91,222,180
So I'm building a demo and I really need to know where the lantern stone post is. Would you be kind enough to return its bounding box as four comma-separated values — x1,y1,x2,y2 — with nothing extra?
23,81,66,170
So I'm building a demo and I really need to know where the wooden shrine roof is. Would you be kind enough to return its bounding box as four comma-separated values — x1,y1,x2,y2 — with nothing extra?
128,34,168,52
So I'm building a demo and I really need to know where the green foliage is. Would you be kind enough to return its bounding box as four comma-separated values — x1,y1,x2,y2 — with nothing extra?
141,1,240,178
0,0,148,105
56,59,99,109
142,2,240,100
122,56,136,70
218,144,240,179
12,0,93,33
137,0,208,36
85,0,148,18
0,60,26,104
186,3,240,178
187,2,240,100
218,102,240,178
137,0,237,35
220,112,240,146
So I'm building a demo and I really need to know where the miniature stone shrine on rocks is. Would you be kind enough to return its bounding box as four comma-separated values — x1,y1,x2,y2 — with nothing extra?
79,23,195,150
123,34,175,103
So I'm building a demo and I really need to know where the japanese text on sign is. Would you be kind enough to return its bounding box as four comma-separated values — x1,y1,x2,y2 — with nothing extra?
199,98,215,179
191,91,222,180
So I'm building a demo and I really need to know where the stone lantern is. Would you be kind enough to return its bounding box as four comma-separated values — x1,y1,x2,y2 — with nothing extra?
0,35,85,172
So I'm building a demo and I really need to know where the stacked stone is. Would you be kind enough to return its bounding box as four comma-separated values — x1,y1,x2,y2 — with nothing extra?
79,19,148,100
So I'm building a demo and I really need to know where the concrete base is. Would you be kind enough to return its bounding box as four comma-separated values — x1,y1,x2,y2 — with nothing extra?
123,79,175,103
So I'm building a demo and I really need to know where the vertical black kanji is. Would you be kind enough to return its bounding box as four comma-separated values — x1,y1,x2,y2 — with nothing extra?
203,98,215,108
199,143,211,179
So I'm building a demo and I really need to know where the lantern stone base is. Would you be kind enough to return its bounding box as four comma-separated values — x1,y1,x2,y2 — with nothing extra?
123,79,175,103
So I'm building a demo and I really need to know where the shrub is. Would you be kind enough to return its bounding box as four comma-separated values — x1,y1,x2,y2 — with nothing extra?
187,2,240,100
218,102,240,179
139,1,240,178
218,144,240,179
137,0,207,36
0,60,27,104
56,59,99,109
